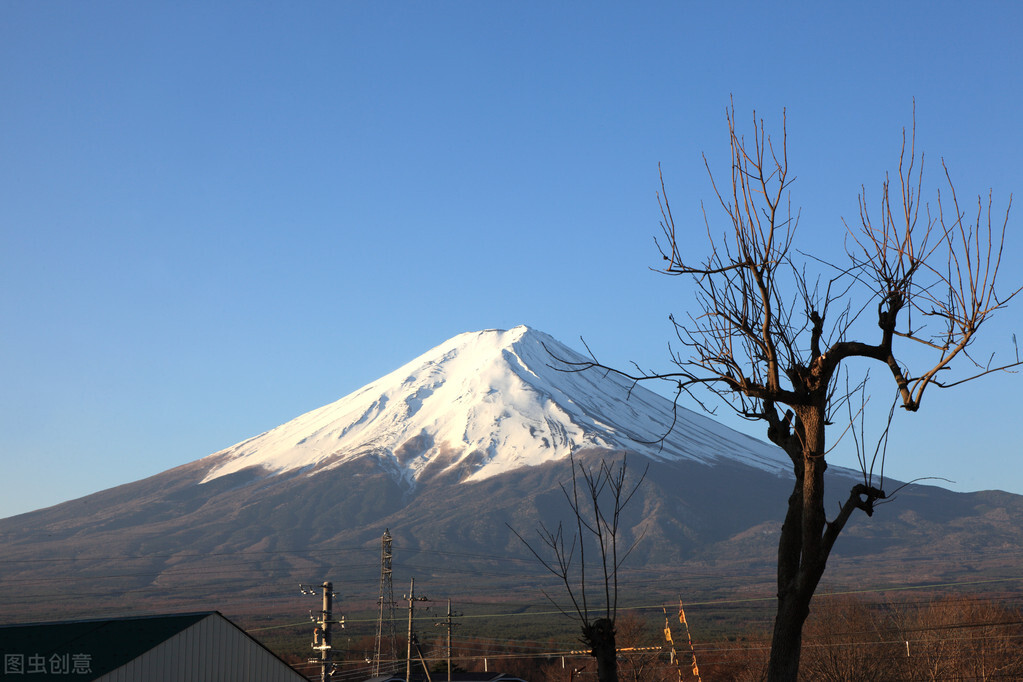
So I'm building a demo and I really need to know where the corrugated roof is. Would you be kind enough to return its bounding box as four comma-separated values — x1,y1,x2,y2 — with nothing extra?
0,612,219,680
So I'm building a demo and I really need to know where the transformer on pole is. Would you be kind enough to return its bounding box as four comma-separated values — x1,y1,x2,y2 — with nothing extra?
301,581,343,682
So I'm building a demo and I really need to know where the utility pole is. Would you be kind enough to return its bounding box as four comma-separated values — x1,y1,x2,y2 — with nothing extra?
374,529,397,677
434,599,461,681
301,581,343,682
404,577,430,682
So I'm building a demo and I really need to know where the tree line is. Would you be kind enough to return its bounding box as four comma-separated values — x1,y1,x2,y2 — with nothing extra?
312,594,1023,681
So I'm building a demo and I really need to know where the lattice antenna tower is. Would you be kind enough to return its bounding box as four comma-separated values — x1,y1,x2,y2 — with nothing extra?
372,528,397,676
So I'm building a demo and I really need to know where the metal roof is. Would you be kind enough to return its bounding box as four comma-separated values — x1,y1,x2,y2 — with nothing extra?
0,611,304,681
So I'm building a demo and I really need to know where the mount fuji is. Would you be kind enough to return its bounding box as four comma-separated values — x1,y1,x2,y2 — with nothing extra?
2,326,1021,624
198,325,793,490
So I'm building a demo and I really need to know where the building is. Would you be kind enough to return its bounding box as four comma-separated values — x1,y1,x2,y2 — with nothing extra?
0,611,306,681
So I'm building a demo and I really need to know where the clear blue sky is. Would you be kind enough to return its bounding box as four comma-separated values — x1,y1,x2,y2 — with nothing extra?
2,2,1021,519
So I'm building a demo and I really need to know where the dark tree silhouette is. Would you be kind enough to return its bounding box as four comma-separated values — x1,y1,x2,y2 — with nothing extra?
554,105,1020,680
510,454,647,682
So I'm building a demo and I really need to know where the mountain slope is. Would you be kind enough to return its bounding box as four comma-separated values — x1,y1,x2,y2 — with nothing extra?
1,325,1021,628
198,325,793,490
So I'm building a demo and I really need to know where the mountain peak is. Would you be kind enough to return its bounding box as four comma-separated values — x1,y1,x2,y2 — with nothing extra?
199,326,793,487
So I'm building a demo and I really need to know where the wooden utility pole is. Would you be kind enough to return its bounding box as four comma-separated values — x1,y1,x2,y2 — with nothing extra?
434,599,461,681
404,577,429,682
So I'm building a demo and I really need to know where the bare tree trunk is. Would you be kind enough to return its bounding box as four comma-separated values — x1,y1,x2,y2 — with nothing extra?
583,618,618,682
767,480,819,679
767,407,831,681
768,590,810,681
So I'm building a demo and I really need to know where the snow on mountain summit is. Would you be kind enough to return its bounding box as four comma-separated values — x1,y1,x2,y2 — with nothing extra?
199,325,792,486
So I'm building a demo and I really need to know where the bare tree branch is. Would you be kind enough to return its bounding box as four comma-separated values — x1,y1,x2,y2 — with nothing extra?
509,454,648,682
567,103,1019,681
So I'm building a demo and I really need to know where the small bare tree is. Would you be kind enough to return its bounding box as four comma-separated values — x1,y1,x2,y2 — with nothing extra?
800,595,899,681
615,611,678,682
511,454,647,682
555,105,1020,681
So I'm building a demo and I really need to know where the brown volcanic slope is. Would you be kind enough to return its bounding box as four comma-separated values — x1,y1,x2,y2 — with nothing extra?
2,448,1022,631
1,326,1021,636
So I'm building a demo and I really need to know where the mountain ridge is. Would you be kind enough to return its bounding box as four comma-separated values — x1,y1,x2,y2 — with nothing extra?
198,325,796,491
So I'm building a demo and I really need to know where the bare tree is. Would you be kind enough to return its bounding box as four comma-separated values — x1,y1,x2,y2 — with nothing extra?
510,454,647,682
896,595,1023,681
800,595,900,681
615,611,678,682
554,105,1020,681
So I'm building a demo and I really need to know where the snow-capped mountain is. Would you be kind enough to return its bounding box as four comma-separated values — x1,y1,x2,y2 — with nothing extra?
3,325,1021,627
199,325,792,488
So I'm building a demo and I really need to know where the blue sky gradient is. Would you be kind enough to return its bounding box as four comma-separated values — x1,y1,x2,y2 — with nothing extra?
2,2,1021,518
